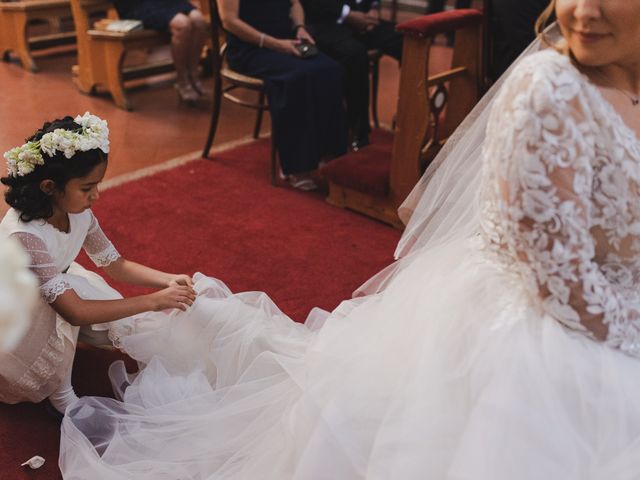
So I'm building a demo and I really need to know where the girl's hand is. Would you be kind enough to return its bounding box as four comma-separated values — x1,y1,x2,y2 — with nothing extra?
296,27,315,45
167,274,194,288
269,38,302,56
148,284,197,312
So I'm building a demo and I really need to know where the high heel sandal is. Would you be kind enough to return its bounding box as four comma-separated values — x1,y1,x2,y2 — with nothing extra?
287,174,318,191
174,82,199,106
190,78,211,97
278,168,318,192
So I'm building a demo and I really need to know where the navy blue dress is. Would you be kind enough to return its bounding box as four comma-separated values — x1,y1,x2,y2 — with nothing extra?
227,0,347,175
112,0,195,32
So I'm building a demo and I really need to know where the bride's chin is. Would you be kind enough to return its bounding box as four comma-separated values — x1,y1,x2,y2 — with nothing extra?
569,48,611,68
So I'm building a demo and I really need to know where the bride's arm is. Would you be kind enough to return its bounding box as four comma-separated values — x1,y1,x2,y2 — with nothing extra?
485,55,640,355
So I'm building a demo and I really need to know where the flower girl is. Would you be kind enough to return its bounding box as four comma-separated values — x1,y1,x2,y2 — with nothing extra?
0,113,196,414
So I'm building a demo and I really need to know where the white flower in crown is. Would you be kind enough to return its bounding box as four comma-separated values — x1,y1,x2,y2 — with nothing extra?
75,112,110,153
39,133,58,158
3,113,110,177
4,143,44,177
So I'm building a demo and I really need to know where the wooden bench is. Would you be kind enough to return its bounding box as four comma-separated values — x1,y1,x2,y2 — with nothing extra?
320,9,484,228
69,0,173,110
0,0,75,72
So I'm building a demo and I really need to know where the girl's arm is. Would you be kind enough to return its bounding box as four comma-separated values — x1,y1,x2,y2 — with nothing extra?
52,284,196,327
10,231,196,328
103,257,193,289
218,0,301,55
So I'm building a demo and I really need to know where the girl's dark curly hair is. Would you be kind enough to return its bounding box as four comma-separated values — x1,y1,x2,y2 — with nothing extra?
1,116,108,222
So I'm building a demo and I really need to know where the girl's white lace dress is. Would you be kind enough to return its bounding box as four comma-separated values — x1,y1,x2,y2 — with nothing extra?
0,209,121,403
60,50,640,479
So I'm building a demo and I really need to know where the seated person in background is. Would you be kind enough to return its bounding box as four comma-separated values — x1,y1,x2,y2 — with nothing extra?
112,0,208,104
426,0,472,13
426,0,472,46
488,0,549,82
219,0,347,191
301,0,403,150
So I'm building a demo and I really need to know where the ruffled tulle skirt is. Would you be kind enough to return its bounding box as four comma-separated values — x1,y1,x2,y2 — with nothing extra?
60,238,640,479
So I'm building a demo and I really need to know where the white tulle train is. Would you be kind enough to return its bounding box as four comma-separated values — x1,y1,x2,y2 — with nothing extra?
60,238,640,479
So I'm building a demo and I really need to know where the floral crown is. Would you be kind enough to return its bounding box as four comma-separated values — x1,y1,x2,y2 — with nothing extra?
3,112,110,178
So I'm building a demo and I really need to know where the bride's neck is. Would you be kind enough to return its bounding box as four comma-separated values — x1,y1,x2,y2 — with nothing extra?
594,61,640,96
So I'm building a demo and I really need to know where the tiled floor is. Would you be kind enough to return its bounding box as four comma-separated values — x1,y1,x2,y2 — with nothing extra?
0,11,453,218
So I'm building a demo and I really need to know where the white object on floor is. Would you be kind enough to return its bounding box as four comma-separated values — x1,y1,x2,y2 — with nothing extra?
21,456,45,469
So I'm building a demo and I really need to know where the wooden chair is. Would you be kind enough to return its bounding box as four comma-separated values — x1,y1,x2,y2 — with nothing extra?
320,9,484,228
201,0,277,185
369,48,381,128
68,0,174,110
0,0,75,72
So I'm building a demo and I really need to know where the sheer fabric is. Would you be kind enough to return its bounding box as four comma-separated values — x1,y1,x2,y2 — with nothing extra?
60,47,640,479
83,212,121,267
0,209,122,403
480,50,640,356
11,233,73,303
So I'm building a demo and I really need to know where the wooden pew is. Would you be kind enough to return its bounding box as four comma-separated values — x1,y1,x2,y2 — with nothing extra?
320,10,484,229
0,0,75,72
69,0,173,110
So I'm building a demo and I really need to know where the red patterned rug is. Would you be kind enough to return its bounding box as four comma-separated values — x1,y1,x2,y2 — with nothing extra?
0,136,401,479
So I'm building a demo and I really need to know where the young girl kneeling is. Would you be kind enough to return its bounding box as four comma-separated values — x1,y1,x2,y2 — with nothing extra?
0,114,196,414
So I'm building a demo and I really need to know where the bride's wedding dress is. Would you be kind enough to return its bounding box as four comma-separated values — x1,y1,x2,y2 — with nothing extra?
60,48,640,479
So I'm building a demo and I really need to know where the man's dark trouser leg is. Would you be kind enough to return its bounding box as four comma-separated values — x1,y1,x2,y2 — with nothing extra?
311,23,371,143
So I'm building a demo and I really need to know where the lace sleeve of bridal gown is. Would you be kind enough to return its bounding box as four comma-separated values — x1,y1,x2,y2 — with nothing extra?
483,52,640,357
82,211,120,267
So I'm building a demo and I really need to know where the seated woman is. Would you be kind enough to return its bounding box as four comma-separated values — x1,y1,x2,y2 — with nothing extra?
219,0,347,190
112,0,208,104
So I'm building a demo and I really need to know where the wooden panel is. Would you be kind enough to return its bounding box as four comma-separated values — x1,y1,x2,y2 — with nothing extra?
69,0,172,109
0,0,73,71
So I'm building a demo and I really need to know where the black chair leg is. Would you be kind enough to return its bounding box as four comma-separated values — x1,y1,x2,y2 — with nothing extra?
253,91,266,139
202,74,222,158
390,0,398,22
371,58,380,129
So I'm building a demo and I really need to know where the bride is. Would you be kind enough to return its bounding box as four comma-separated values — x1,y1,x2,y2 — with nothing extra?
60,0,640,478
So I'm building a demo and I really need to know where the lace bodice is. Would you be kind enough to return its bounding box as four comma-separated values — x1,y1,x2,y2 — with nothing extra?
480,50,640,357
0,209,120,303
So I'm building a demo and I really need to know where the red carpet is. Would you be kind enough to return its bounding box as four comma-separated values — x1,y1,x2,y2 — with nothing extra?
0,136,401,479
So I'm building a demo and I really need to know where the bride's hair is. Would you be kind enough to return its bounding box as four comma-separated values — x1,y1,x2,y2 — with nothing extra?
535,0,556,39
535,1,571,56
1,117,108,222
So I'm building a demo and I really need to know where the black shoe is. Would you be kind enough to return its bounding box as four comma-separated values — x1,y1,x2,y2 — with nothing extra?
43,399,64,422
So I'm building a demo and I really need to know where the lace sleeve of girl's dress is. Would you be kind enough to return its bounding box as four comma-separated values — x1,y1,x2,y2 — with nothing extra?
83,211,120,267
10,232,72,304
484,53,640,356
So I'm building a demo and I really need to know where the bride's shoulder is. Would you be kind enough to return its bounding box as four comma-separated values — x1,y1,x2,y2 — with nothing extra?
512,49,574,74
497,49,584,106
